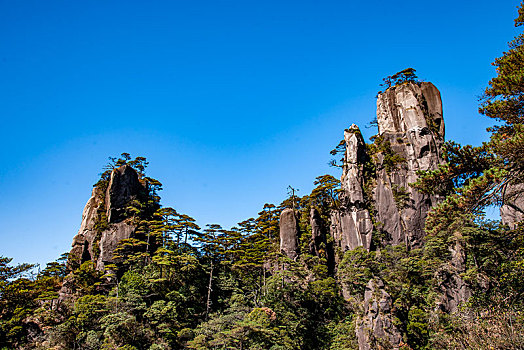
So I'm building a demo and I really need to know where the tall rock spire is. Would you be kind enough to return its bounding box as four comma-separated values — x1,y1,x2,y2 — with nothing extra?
330,125,373,251
279,208,300,259
374,81,444,247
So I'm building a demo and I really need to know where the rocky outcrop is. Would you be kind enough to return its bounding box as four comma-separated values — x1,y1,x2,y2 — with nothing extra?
331,81,445,251
67,165,143,272
280,208,300,259
376,82,444,137
356,279,402,350
500,183,524,229
328,81,447,349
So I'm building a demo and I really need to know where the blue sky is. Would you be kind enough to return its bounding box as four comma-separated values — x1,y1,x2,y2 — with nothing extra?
0,0,520,267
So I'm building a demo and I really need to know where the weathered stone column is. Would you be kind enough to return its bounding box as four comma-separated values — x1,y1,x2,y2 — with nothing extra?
279,208,299,259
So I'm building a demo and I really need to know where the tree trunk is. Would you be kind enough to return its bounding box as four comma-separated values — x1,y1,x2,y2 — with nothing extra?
263,265,266,296
205,260,214,320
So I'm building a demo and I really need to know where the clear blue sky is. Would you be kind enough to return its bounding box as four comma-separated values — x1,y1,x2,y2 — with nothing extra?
0,0,520,267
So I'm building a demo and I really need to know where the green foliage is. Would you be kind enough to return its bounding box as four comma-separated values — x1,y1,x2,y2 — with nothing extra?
329,138,346,169
392,184,410,209
337,247,375,296
380,68,419,90
406,307,429,348
309,175,341,211
369,135,406,174
70,261,103,296
187,303,279,350
328,317,359,350
100,312,152,349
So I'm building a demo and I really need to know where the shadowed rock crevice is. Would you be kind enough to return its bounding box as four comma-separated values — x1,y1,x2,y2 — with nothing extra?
309,208,326,256
310,208,335,273
106,165,143,223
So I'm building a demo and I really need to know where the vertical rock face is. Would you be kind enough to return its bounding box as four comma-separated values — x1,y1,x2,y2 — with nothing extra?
67,165,142,272
356,279,402,350
341,125,368,204
500,183,524,229
331,81,445,251
377,82,444,138
279,208,300,259
67,187,103,270
326,82,447,349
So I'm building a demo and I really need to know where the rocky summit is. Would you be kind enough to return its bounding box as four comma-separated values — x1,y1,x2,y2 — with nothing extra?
66,164,143,272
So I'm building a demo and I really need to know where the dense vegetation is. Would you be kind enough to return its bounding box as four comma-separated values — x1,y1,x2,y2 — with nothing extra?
2,3,524,349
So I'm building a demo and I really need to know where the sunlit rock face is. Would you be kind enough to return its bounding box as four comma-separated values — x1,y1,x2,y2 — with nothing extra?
377,82,444,138
279,208,300,259
66,165,142,272
331,81,445,250
374,82,444,248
